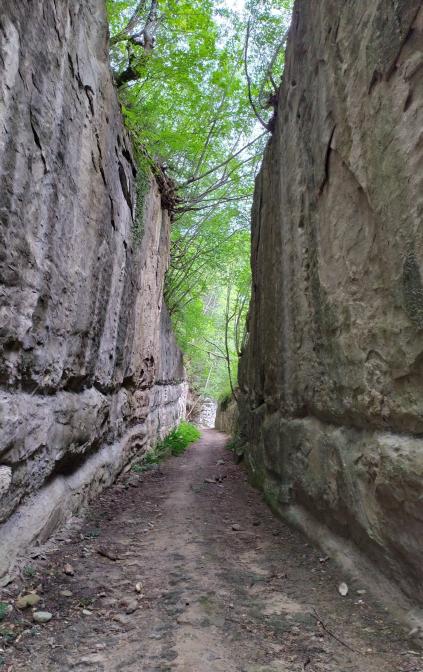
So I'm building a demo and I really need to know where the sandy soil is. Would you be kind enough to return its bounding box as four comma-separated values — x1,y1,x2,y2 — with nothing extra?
1,429,422,671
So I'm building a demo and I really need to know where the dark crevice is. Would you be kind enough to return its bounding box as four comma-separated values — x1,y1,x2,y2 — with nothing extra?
84,85,95,115
404,90,413,111
368,69,382,94
109,195,116,230
122,147,137,177
29,111,48,174
118,161,133,214
318,124,336,195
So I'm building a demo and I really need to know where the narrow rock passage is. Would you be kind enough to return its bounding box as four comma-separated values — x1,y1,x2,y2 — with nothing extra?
5,430,420,671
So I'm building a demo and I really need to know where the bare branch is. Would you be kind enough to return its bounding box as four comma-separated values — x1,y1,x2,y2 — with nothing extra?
192,92,228,180
112,0,159,87
177,193,253,215
244,19,271,132
258,28,289,104
179,132,267,189
224,285,238,400
110,0,148,46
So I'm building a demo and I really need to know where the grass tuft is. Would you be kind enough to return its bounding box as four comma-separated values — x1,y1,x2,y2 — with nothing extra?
132,422,201,472
22,564,36,578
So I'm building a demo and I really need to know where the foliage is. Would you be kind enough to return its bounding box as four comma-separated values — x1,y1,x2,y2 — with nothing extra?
106,0,293,399
132,422,201,471
0,604,8,623
244,0,293,110
165,421,202,456
22,564,36,578
219,390,234,411
132,157,151,244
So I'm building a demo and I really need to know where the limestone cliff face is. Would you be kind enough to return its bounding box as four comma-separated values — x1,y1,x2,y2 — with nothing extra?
0,1,186,577
240,1,423,603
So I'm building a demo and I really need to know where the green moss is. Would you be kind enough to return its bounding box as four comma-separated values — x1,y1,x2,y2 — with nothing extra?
0,604,8,623
22,564,36,578
263,480,281,512
219,391,233,411
226,433,240,451
402,252,423,329
132,155,151,245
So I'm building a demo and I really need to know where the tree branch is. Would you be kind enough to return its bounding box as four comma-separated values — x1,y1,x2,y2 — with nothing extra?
258,29,289,104
179,132,267,189
244,19,271,132
110,0,148,46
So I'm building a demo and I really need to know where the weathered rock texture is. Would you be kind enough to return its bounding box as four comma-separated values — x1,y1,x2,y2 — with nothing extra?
215,397,239,435
239,1,423,605
0,1,186,577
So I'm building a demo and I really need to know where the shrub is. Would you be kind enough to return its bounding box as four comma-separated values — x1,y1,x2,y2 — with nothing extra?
131,422,201,472
165,421,201,456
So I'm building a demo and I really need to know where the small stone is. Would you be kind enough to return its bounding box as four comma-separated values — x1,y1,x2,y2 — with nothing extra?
232,524,241,531
338,582,349,596
78,654,105,665
60,590,73,598
120,597,138,614
82,609,92,616
125,600,138,614
356,589,366,595
63,563,74,576
135,582,143,593
97,546,118,561
16,593,40,609
216,460,225,466
33,611,52,624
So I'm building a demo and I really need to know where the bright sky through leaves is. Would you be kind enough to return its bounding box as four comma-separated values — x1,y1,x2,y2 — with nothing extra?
107,0,293,400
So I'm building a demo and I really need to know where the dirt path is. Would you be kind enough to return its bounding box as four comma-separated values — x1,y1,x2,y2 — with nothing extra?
1,429,421,671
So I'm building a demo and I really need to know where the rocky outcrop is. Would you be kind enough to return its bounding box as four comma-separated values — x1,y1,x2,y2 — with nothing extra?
0,1,186,578
215,397,239,435
240,1,423,606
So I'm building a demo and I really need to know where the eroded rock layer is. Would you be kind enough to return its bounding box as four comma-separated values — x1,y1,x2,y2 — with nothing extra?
0,1,186,577
239,1,423,603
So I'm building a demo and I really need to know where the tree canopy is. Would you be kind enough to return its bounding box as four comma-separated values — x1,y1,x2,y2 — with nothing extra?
106,0,293,401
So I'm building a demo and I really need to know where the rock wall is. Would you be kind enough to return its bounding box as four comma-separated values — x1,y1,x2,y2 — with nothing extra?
239,0,423,606
0,0,186,578
215,397,239,435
